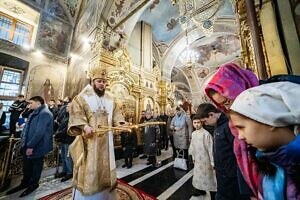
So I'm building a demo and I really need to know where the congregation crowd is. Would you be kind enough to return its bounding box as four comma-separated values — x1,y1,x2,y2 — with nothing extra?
2,62,300,200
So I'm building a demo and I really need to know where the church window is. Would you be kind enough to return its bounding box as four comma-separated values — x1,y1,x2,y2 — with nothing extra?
0,13,33,46
0,67,23,98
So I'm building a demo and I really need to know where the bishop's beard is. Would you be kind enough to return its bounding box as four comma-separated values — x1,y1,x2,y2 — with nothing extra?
93,85,105,97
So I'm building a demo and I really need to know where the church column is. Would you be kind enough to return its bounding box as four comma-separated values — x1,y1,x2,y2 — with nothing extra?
260,1,287,75
158,80,167,114
141,22,153,72
245,0,268,79
275,0,300,75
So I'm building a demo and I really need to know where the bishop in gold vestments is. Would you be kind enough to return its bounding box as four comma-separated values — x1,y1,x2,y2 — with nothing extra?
68,68,124,200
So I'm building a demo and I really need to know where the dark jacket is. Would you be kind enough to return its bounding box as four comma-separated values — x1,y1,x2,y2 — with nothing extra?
22,105,53,158
54,112,74,144
54,105,67,132
0,111,6,126
166,116,174,136
213,113,237,177
9,100,28,120
121,130,137,157
21,107,33,118
49,106,58,119
0,111,6,132
143,118,160,156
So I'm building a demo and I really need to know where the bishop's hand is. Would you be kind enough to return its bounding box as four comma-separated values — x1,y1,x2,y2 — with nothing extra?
83,125,94,138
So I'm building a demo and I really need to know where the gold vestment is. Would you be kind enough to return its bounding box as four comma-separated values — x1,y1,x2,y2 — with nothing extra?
68,85,124,195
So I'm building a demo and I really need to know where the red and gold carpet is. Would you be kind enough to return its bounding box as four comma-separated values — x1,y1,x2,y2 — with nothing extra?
39,180,157,200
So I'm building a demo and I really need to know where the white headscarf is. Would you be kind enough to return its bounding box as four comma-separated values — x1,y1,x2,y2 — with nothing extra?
230,82,300,127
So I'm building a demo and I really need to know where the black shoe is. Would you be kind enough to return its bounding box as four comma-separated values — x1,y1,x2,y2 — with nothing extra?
122,164,127,168
54,172,66,178
154,161,161,168
6,184,27,195
19,184,39,197
192,189,206,196
139,155,147,159
157,150,161,156
61,174,73,182
127,164,132,169
146,161,152,165
151,163,159,168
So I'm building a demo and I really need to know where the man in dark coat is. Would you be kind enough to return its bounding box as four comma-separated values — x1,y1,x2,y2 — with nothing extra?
48,99,58,119
54,102,74,182
6,96,53,197
0,103,6,133
139,110,148,159
197,103,244,200
143,111,160,167
9,94,28,136
159,112,169,150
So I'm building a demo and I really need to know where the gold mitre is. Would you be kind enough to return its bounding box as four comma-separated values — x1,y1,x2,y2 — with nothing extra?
88,66,108,80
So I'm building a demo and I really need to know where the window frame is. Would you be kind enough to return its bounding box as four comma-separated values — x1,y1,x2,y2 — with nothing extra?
0,12,33,46
0,66,24,100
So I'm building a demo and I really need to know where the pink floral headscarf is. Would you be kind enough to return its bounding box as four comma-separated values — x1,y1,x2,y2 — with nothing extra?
205,63,260,197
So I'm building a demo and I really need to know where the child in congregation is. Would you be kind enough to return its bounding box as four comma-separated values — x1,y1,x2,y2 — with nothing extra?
230,81,300,200
15,115,26,138
189,115,216,199
121,116,137,169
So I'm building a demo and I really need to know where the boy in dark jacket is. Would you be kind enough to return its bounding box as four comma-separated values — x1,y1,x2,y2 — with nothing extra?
121,131,137,168
197,103,244,200
9,95,28,136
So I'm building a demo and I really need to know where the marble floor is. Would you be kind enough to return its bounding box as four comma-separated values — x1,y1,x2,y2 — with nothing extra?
0,148,212,200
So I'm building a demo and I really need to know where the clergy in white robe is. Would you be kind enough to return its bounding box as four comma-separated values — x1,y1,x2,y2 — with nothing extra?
189,128,217,192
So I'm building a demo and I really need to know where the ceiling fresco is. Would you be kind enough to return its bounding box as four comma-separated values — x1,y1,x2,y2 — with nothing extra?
193,34,240,66
22,0,46,8
171,67,189,88
139,0,182,44
63,0,80,18
21,0,81,22
107,0,149,30
217,0,234,17
47,0,69,21
136,0,235,46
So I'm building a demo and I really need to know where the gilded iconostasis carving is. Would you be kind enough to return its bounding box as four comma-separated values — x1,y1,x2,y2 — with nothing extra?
110,83,136,122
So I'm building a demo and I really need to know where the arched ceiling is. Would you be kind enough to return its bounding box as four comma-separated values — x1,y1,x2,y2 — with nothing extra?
117,0,241,104
138,0,235,45
121,0,239,73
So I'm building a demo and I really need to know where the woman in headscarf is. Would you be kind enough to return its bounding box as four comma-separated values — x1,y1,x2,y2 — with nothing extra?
204,63,260,198
230,82,300,200
170,106,193,162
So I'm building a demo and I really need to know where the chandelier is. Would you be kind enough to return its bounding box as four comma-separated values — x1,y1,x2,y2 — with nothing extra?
175,0,225,36
179,29,200,70
179,49,199,69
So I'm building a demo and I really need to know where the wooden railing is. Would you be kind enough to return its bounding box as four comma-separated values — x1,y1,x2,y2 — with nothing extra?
0,136,59,191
